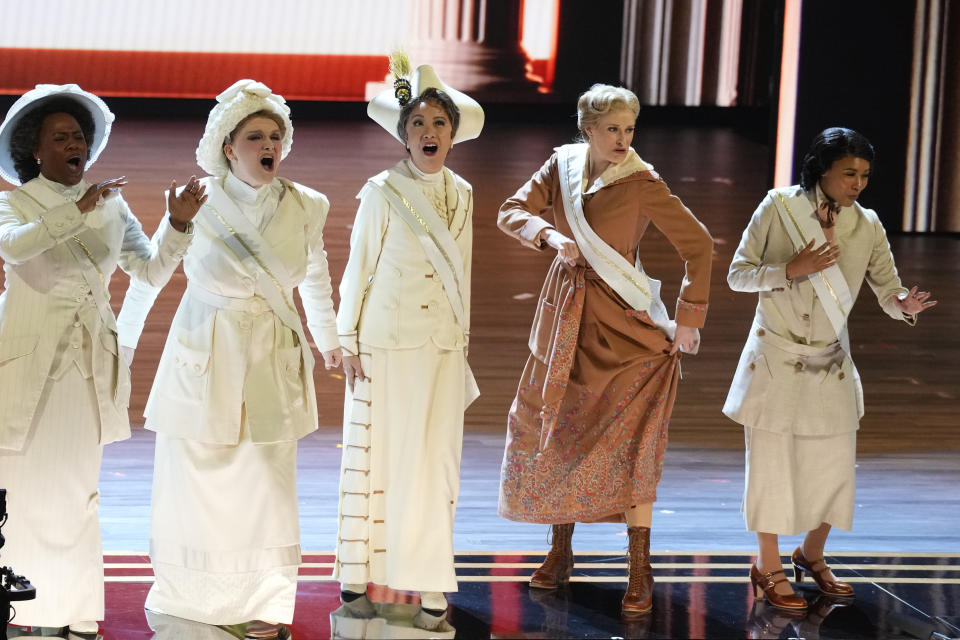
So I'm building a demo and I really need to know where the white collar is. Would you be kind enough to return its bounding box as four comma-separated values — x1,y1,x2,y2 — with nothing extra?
583,147,651,195
405,158,444,184
224,170,281,205
37,173,87,201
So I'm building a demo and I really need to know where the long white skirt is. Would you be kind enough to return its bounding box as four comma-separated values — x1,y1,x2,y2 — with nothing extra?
743,426,856,536
145,425,301,625
0,366,104,627
334,343,467,593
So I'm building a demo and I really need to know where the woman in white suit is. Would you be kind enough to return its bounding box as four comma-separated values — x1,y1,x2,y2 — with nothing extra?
0,84,200,634
723,127,936,610
116,80,341,639
334,55,483,631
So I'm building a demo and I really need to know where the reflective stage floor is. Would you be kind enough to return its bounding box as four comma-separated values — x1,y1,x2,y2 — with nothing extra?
7,551,959,639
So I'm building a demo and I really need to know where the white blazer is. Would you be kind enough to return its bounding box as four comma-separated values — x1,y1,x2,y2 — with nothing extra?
337,161,473,356
117,176,338,445
0,177,192,450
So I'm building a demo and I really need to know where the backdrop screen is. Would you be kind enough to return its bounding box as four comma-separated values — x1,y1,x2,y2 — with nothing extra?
1,0,561,101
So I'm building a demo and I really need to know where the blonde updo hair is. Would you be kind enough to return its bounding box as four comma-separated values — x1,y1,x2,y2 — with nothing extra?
576,84,640,142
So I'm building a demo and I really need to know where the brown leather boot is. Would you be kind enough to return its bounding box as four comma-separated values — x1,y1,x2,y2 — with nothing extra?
621,526,654,616
529,523,575,589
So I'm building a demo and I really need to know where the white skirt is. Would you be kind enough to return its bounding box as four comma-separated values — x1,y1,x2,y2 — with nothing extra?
743,426,856,536
334,343,467,593
145,424,301,625
0,366,104,627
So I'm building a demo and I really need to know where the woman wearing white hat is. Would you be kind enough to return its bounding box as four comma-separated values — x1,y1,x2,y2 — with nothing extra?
0,83,200,634
334,53,483,630
116,80,341,637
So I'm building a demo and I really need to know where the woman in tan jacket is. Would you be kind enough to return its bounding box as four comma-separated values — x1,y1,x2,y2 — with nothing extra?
497,84,713,616
724,127,936,610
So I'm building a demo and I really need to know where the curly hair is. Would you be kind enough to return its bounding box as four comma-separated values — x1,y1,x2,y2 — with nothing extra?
9,97,95,183
799,127,875,191
396,87,460,146
576,83,640,142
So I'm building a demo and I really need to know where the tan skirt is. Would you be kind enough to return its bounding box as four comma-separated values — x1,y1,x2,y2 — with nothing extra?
0,366,104,627
145,424,301,625
743,426,856,536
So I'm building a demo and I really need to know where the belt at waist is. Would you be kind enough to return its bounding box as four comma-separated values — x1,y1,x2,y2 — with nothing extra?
186,284,273,315
751,321,842,357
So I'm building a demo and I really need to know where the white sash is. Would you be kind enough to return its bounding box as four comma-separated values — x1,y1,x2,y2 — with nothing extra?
372,169,479,407
17,180,117,331
375,170,469,330
198,179,315,372
555,144,677,340
770,189,854,350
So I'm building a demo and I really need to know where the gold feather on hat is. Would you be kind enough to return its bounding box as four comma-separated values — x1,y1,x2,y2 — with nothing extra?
388,50,413,106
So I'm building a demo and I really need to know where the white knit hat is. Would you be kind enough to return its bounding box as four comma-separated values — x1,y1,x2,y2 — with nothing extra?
0,83,114,186
195,79,293,177
368,62,484,145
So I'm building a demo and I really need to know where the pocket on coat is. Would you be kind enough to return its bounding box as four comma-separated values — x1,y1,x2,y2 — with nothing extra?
277,346,306,408
724,349,773,425
0,334,39,365
817,355,859,423
168,339,211,404
528,299,557,362
100,331,132,408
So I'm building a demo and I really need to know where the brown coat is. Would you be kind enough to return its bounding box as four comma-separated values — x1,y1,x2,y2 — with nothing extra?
497,150,713,523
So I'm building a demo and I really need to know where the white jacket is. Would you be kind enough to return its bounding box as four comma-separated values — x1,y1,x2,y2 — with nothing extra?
337,161,473,356
117,175,338,444
0,176,192,450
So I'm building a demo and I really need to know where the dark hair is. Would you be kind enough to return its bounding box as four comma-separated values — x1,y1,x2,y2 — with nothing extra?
9,97,96,183
799,127,875,191
396,87,460,146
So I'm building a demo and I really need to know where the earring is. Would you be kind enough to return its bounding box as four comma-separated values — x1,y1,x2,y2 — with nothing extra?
35,157,41,166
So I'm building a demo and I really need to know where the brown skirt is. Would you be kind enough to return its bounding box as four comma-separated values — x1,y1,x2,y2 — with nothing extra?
498,266,681,524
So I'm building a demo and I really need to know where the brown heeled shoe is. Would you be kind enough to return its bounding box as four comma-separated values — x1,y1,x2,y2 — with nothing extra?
530,523,575,589
621,526,654,616
750,564,807,611
792,547,854,597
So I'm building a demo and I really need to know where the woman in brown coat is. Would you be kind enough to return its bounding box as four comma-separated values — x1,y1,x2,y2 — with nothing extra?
497,84,713,616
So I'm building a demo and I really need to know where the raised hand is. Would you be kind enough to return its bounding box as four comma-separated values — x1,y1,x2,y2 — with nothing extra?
786,239,840,280
77,177,128,213
894,285,937,315
544,228,581,266
168,176,207,231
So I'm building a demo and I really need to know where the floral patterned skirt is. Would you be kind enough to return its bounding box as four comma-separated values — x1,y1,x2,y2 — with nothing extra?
498,338,680,524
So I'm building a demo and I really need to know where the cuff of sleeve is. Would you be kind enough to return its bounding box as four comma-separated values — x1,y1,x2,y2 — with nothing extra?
676,299,708,329
41,202,84,239
158,214,194,257
338,333,359,357
520,218,555,250
311,325,341,353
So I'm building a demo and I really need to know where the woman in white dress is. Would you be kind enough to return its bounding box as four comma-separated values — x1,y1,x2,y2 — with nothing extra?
723,127,937,610
116,80,342,639
334,55,483,631
0,83,200,635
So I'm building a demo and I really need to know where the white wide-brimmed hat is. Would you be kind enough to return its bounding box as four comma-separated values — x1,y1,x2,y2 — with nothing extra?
0,83,114,186
195,79,293,177
368,62,484,145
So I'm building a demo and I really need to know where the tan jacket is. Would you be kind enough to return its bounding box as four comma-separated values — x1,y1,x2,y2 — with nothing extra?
723,185,912,435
